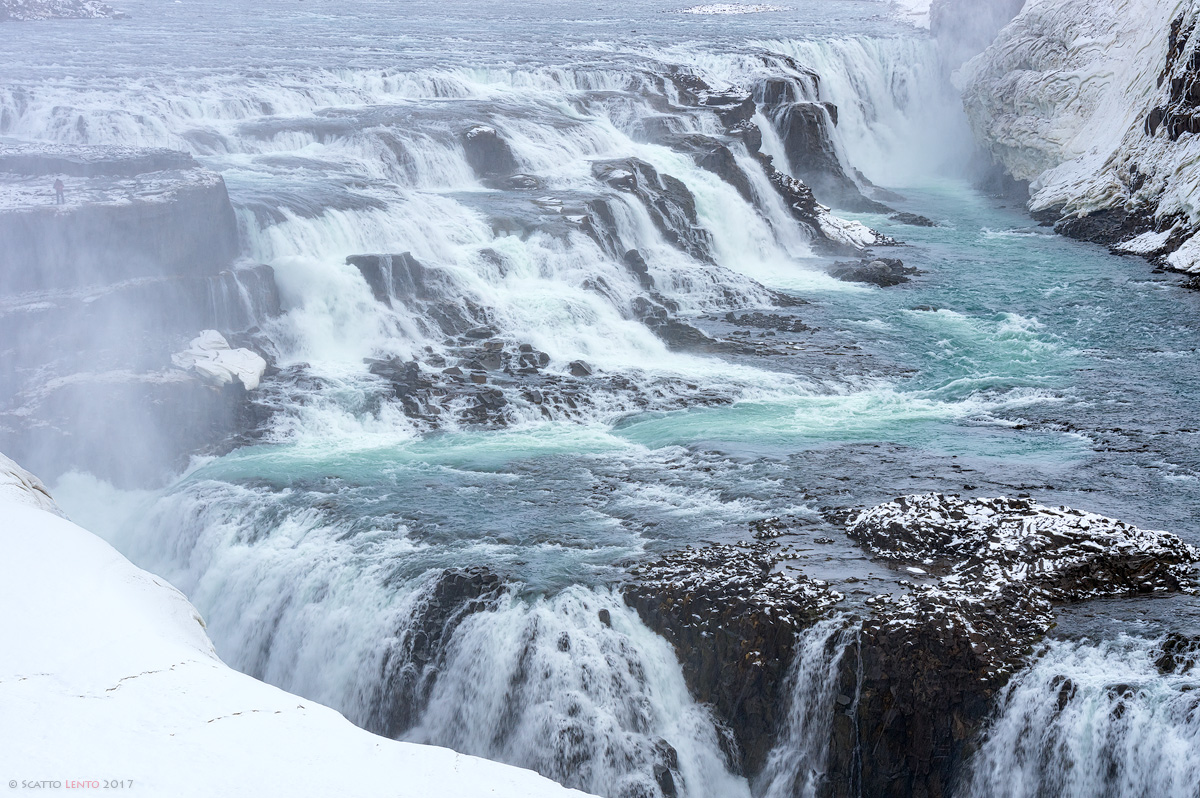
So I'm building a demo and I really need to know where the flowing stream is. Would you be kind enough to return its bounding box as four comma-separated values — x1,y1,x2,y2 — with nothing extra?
6,1,1200,795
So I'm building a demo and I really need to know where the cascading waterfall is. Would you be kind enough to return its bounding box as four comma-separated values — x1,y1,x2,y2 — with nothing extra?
754,618,856,798
961,636,1200,798
18,7,1197,797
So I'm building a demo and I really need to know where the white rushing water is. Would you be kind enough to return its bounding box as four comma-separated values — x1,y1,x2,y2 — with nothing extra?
963,635,1200,798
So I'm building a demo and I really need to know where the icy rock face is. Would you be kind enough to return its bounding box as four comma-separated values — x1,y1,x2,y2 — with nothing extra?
0,0,123,19
624,541,843,775
959,0,1200,270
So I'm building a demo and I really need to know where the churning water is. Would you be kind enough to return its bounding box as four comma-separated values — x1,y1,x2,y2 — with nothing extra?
8,0,1200,795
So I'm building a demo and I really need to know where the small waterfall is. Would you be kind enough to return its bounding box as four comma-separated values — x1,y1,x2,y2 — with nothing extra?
754,618,855,798
961,635,1200,798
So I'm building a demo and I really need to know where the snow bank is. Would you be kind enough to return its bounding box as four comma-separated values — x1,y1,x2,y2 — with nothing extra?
0,455,594,798
171,330,267,390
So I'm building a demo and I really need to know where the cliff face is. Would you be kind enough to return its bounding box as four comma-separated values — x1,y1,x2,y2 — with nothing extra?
959,0,1200,270
0,144,239,292
0,144,279,486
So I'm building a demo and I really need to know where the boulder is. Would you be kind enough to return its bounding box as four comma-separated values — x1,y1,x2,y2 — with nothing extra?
624,543,843,775
461,125,519,179
829,257,918,287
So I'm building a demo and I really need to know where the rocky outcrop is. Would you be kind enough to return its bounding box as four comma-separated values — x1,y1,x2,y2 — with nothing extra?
829,257,919,287
0,0,124,19
827,494,1199,798
348,253,488,337
0,143,239,292
626,494,1199,797
0,144,280,486
958,0,1200,272
592,158,715,264
461,125,519,180
624,542,843,775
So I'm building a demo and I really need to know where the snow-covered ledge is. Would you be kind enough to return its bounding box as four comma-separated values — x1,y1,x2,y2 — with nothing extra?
0,453,593,798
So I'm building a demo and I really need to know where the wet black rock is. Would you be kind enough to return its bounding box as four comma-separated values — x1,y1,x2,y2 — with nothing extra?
367,566,506,738
663,133,755,203
461,125,519,179
829,257,918,287
724,311,812,334
624,543,843,775
567,360,592,377
768,103,889,213
593,158,715,263
624,249,654,290
822,493,1200,798
1155,632,1200,675
889,212,937,227
348,253,491,337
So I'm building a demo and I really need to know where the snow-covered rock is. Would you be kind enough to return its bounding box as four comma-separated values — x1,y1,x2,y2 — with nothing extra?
0,450,63,515
0,454,594,798
959,0,1200,269
172,330,267,391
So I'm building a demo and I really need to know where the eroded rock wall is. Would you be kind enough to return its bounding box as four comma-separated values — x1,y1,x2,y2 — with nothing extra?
959,0,1200,270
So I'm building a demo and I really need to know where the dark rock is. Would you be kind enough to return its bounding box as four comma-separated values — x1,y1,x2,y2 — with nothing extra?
766,103,890,213
889,212,937,227
592,158,714,263
624,543,843,775
348,253,491,338
624,249,654,290
829,257,919,287
460,125,518,178
567,360,592,377
663,133,755,203
367,567,506,738
822,493,1200,798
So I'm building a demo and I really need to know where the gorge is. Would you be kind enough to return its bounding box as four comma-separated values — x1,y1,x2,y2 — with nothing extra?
2,1,1199,796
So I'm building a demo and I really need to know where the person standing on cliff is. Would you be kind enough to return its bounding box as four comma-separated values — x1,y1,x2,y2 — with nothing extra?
53,178,65,205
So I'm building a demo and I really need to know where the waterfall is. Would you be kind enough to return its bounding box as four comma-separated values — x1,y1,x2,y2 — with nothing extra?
754,618,855,798
961,635,1200,798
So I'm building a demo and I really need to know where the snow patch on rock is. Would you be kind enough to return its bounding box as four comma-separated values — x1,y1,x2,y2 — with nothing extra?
172,330,267,391
0,451,64,515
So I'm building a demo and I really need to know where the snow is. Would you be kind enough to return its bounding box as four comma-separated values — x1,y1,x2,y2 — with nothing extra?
1117,227,1176,254
171,330,267,390
0,455,594,798
890,0,932,28
675,4,788,14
